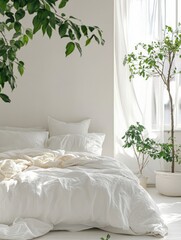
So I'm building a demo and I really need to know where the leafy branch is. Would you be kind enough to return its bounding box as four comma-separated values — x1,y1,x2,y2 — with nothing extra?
0,0,105,102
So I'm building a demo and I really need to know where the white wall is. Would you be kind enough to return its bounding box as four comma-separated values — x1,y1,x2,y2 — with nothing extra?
0,0,114,156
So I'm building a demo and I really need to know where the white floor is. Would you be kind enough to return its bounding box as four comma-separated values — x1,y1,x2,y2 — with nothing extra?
37,188,181,240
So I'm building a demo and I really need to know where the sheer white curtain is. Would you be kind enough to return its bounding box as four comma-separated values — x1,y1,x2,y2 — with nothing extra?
114,0,166,183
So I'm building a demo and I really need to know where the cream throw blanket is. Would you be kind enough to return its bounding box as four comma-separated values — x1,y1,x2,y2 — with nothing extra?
0,152,77,181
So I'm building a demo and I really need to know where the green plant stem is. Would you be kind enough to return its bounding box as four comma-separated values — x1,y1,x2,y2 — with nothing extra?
133,145,141,174
142,155,149,169
0,30,8,45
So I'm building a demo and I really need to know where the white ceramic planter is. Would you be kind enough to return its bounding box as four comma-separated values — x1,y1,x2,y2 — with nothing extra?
155,171,181,196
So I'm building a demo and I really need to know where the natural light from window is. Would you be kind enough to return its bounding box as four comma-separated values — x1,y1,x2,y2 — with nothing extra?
164,0,181,129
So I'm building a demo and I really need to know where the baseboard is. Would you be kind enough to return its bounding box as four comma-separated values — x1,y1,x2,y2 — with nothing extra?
147,184,155,188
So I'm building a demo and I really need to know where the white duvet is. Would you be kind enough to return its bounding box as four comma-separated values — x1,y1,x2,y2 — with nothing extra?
0,149,167,240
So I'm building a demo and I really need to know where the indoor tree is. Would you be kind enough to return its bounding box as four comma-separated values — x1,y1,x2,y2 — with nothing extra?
0,0,104,102
124,25,181,173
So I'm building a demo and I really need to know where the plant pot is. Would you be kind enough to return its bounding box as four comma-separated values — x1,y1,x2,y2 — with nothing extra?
155,171,181,196
138,175,148,189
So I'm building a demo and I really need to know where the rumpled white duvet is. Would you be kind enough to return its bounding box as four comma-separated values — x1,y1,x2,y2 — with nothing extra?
0,149,167,240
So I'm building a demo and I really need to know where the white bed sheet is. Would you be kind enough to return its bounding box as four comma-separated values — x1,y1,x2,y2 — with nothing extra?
0,149,167,240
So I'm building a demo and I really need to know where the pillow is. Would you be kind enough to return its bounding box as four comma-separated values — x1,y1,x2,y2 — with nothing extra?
47,133,105,156
48,116,91,137
0,130,49,152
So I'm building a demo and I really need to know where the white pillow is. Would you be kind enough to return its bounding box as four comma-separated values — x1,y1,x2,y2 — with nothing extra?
0,130,49,152
47,133,105,156
48,116,91,137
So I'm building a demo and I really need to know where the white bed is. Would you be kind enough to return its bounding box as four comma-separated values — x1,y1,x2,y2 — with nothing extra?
0,120,168,239
0,148,167,240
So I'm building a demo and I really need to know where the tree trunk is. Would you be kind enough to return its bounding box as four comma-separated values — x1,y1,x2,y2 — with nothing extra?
167,52,175,173
168,91,175,173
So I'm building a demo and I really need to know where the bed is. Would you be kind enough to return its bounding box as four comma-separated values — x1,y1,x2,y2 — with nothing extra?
0,118,168,240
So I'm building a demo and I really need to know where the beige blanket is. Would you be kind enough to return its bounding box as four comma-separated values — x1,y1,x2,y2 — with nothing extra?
0,152,77,181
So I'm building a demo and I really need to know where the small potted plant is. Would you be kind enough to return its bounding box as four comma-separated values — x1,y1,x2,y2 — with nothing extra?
124,25,181,196
122,122,159,188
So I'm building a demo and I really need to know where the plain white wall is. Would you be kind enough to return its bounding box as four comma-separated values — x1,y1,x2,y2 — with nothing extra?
0,0,114,156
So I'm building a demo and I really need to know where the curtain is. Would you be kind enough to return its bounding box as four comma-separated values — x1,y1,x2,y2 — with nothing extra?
114,0,166,183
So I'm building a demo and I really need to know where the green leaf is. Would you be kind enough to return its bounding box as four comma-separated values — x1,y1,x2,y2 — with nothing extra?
98,29,103,38
59,0,69,8
47,25,52,38
8,49,16,61
15,9,25,21
14,1,20,10
33,15,42,34
89,26,95,32
42,18,49,35
27,1,40,14
106,234,111,240
59,23,68,38
166,25,173,33
68,29,75,40
65,42,75,56
5,11,14,18
81,25,88,36
6,17,15,24
19,0,27,8
26,28,33,39
14,40,23,49
158,53,163,60
0,49,7,57
0,93,11,103
27,2,34,14
0,75,3,88
0,0,8,14
49,15,56,29
70,22,81,40
0,23,5,32
0,39,5,47
13,31,22,39
75,42,82,56
14,22,22,32
101,38,105,45
18,61,24,76
6,23,14,31
85,37,92,46
22,35,29,45
93,34,100,44
8,75,16,90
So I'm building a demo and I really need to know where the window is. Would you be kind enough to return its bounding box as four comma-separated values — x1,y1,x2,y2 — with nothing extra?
163,0,181,129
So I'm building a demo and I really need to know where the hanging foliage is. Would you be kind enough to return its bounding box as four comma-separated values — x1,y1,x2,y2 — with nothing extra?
0,0,105,102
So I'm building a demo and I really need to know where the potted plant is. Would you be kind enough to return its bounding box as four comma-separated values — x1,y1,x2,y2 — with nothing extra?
123,25,181,196
122,122,159,188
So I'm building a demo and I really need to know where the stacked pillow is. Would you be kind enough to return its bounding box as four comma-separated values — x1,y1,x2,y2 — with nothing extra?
48,116,91,136
47,133,105,156
0,127,48,153
47,116,105,156
0,118,106,156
